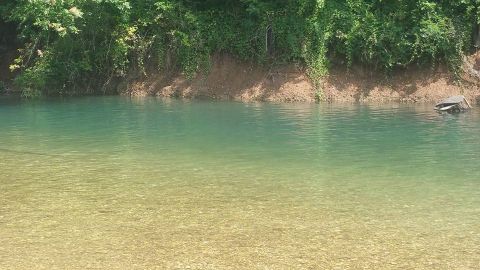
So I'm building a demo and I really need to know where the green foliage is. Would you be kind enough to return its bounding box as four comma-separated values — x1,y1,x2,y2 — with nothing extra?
1,0,479,96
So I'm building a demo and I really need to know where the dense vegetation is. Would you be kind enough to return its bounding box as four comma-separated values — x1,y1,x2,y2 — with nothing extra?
0,0,479,96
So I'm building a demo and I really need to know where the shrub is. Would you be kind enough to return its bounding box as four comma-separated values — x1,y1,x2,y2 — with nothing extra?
1,0,478,95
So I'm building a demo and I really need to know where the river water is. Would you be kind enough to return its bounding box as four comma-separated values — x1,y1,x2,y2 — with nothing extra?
0,97,479,269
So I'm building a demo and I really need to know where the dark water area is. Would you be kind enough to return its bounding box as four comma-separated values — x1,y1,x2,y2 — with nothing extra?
1,96,479,269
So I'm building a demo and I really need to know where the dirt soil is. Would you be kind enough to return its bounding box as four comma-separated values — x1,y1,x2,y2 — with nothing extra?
122,53,480,104
2,50,479,103
323,63,480,103
123,54,313,102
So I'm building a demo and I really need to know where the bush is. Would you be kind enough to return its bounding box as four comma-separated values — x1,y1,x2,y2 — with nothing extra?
1,0,478,95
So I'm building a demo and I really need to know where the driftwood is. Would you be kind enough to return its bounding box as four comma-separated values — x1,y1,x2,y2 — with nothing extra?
434,95,471,113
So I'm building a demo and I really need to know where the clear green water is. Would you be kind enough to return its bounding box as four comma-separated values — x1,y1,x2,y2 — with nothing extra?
0,96,479,269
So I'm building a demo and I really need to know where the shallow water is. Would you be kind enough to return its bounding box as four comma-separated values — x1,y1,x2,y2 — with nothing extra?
0,97,479,269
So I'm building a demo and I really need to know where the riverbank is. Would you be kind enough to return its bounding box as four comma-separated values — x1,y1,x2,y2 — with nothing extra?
121,53,480,104
3,53,480,104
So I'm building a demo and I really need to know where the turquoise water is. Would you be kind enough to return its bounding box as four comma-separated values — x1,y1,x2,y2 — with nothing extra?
0,97,479,269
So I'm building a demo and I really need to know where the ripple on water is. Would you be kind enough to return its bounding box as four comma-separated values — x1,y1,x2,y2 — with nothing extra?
0,97,479,269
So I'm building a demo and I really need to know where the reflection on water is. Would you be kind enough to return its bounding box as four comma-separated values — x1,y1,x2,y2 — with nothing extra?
1,97,479,269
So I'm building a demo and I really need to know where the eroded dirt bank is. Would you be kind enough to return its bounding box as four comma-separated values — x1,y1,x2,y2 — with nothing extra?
122,53,480,104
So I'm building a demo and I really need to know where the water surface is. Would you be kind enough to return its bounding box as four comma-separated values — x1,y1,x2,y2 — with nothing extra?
0,97,479,269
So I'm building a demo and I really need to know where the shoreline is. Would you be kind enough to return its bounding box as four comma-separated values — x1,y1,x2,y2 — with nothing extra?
2,54,480,104
121,54,480,105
